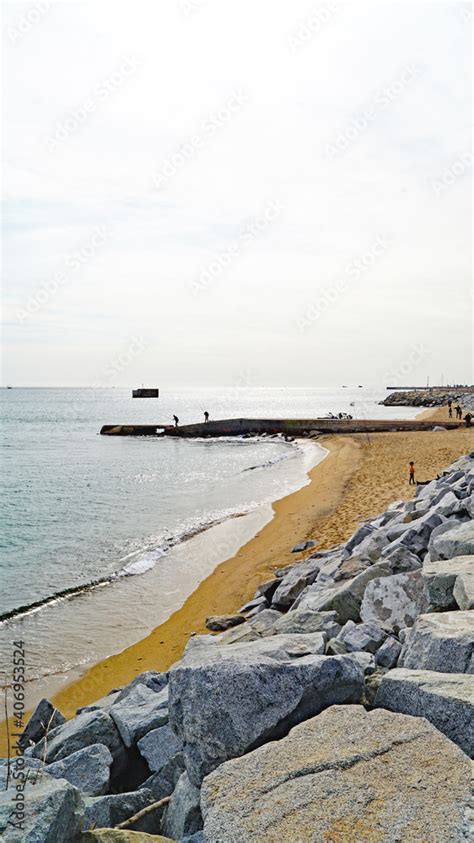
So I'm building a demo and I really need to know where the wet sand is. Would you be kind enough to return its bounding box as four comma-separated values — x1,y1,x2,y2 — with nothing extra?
1,413,472,753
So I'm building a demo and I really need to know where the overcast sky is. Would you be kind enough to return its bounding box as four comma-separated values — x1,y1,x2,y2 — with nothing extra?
2,0,472,387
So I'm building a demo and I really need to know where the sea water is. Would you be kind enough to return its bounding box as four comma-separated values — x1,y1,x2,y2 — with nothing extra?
0,386,419,706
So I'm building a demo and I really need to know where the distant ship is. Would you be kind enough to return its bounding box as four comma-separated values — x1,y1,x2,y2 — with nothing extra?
358,385,363,388
342,385,347,388
132,388,159,398
6,385,12,389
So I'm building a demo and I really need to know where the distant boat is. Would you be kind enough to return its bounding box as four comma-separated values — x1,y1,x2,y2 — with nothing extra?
358,385,363,388
132,388,159,398
342,385,347,388
6,385,12,389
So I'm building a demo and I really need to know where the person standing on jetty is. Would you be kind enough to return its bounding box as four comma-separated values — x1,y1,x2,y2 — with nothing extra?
173,415,179,427
204,411,209,423
409,461,416,485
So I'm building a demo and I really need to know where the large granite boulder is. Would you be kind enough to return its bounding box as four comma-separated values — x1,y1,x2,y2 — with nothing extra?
139,752,185,801
399,611,474,674
375,668,474,758
454,569,474,610
271,558,320,609
161,771,202,840
137,723,182,773
45,742,113,796
270,609,341,639
201,705,472,842
110,685,169,747
294,562,392,623
84,788,161,834
429,519,474,561
423,555,474,609
336,620,387,654
169,642,363,785
31,709,125,767
375,635,402,668
19,698,65,750
114,671,168,704
0,772,84,842
360,571,428,632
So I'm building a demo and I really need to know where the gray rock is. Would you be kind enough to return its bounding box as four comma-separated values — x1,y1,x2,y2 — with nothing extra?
336,620,387,654
140,751,185,801
201,705,472,843
349,651,376,675
238,595,266,614
453,570,474,610
375,635,402,668
399,611,474,674
390,510,445,557
114,671,168,704
31,710,125,767
423,555,473,609
271,558,320,609
110,684,169,747
169,643,363,785
77,691,121,715
19,698,65,750
291,540,315,552
271,609,341,639
254,579,280,601
0,771,84,842
325,637,348,656
162,772,202,840
244,608,282,636
205,614,246,631
360,570,429,632
84,788,161,834
383,545,422,573
46,743,113,796
0,756,43,790
375,668,474,758
343,524,374,557
295,562,392,623
430,519,474,561
137,723,183,773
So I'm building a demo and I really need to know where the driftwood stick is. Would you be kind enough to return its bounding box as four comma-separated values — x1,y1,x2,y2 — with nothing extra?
115,795,171,830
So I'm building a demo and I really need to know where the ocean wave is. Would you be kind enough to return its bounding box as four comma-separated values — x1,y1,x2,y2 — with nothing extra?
0,506,257,625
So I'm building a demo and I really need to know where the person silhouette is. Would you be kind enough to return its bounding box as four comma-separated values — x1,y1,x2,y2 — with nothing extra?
204,411,209,423
173,415,179,427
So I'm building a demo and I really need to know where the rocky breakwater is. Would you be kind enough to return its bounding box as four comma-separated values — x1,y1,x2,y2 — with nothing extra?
381,387,474,409
1,452,473,842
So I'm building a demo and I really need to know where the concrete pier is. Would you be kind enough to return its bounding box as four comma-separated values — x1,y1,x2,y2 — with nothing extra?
100,418,462,437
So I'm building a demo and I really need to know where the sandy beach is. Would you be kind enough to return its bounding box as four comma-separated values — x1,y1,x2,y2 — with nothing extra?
1,410,471,759
46,414,473,720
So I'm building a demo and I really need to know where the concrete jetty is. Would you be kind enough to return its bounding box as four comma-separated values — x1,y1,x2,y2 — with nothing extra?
100,418,462,437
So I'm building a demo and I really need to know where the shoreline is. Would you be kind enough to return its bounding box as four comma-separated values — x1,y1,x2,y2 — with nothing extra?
47,418,473,719
1,409,471,752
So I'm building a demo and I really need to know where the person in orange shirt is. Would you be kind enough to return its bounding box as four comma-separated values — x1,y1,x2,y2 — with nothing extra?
409,461,416,485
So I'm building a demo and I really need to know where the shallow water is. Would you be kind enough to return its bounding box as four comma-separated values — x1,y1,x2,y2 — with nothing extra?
0,386,419,705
